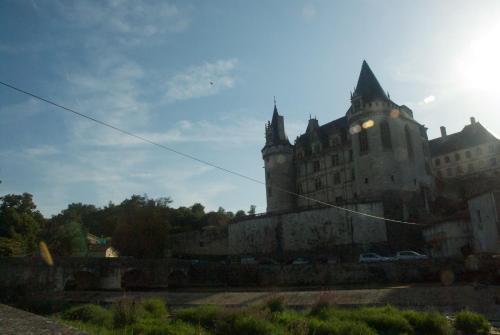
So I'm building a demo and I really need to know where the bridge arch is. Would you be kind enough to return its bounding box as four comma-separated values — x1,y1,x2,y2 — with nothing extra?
64,270,99,291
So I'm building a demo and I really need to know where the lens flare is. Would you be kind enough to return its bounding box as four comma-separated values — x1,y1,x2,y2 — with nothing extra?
39,241,54,266
362,119,374,129
349,124,361,134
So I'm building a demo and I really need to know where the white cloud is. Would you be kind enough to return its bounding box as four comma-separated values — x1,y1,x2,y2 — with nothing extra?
23,145,60,157
302,4,317,20
165,59,238,102
57,0,190,38
423,95,436,104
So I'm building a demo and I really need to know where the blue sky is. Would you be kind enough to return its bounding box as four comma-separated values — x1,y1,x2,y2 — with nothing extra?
1,0,500,216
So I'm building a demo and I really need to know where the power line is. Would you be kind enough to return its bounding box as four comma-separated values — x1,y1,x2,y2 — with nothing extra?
0,80,420,225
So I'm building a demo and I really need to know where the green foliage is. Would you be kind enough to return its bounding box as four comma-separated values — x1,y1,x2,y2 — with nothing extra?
454,310,490,335
403,310,452,335
112,299,144,327
176,305,221,329
131,319,208,335
0,236,24,256
0,193,45,254
230,314,283,335
266,295,286,313
44,221,87,256
62,304,113,328
139,298,168,319
309,300,331,317
352,306,413,335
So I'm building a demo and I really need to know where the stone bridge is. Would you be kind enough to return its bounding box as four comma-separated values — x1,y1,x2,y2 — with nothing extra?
2,256,489,294
0,257,194,292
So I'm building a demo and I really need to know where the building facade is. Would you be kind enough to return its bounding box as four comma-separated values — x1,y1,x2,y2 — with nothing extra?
263,61,437,221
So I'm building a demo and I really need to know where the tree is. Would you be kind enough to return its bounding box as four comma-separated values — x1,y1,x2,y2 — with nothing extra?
248,205,256,216
44,221,87,256
0,193,45,255
234,210,246,219
111,195,170,258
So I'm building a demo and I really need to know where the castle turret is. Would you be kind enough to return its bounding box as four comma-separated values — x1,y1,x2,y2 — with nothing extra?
262,103,296,213
347,61,434,219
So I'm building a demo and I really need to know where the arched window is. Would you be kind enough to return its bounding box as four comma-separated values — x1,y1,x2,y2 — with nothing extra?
380,120,392,149
405,125,414,160
359,128,369,153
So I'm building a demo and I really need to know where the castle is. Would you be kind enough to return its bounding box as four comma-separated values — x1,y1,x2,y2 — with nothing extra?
263,61,500,221
169,61,500,260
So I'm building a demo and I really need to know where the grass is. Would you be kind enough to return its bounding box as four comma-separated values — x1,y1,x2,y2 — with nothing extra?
54,298,491,335
454,310,491,335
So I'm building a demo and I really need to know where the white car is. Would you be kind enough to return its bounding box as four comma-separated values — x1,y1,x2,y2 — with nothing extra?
291,257,311,265
359,253,392,263
395,251,428,261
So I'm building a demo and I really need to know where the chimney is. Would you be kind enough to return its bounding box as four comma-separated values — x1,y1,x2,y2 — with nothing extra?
470,117,476,125
440,126,447,137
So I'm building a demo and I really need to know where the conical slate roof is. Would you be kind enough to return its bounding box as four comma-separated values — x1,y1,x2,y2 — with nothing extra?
353,60,388,102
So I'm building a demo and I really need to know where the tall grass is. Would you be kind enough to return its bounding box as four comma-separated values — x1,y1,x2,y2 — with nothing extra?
55,299,490,335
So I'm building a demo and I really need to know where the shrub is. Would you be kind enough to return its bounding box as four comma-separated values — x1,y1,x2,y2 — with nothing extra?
231,314,284,335
310,300,331,317
112,298,143,327
62,304,113,328
273,310,309,334
176,305,220,329
354,306,413,335
454,310,490,335
337,320,377,335
131,319,208,335
266,295,286,313
140,297,168,319
403,310,452,335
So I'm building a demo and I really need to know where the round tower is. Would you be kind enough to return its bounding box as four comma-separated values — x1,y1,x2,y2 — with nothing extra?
347,61,434,219
262,103,296,213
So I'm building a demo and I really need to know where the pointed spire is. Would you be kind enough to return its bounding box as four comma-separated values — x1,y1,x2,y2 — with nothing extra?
353,60,388,102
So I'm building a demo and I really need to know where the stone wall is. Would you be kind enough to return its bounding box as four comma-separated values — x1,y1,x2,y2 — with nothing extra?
468,191,500,253
167,227,228,256
228,203,387,259
422,219,471,258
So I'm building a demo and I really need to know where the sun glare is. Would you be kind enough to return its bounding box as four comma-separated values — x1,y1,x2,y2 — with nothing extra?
456,24,500,91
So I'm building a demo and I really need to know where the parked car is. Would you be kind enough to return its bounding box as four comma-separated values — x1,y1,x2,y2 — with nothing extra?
240,256,257,264
291,257,311,265
258,258,279,265
359,253,392,263
395,251,428,260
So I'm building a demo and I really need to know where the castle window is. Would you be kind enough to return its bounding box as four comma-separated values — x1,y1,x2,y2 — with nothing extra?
349,150,353,162
297,152,303,159
313,144,321,153
446,168,452,176
333,172,341,184
390,175,395,182
456,166,463,174
404,125,414,160
268,187,272,197
298,183,303,193
467,163,474,172
315,178,322,190
331,154,339,166
351,168,355,181
437,170,442,178
444,156,450,163
359,128,369,153
380,120,392,149
455,153,461,161
313,160,320,172
490,157,497,166
435,158,441,166
335,196,343,204
364,178,369,184
465,150,471,159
